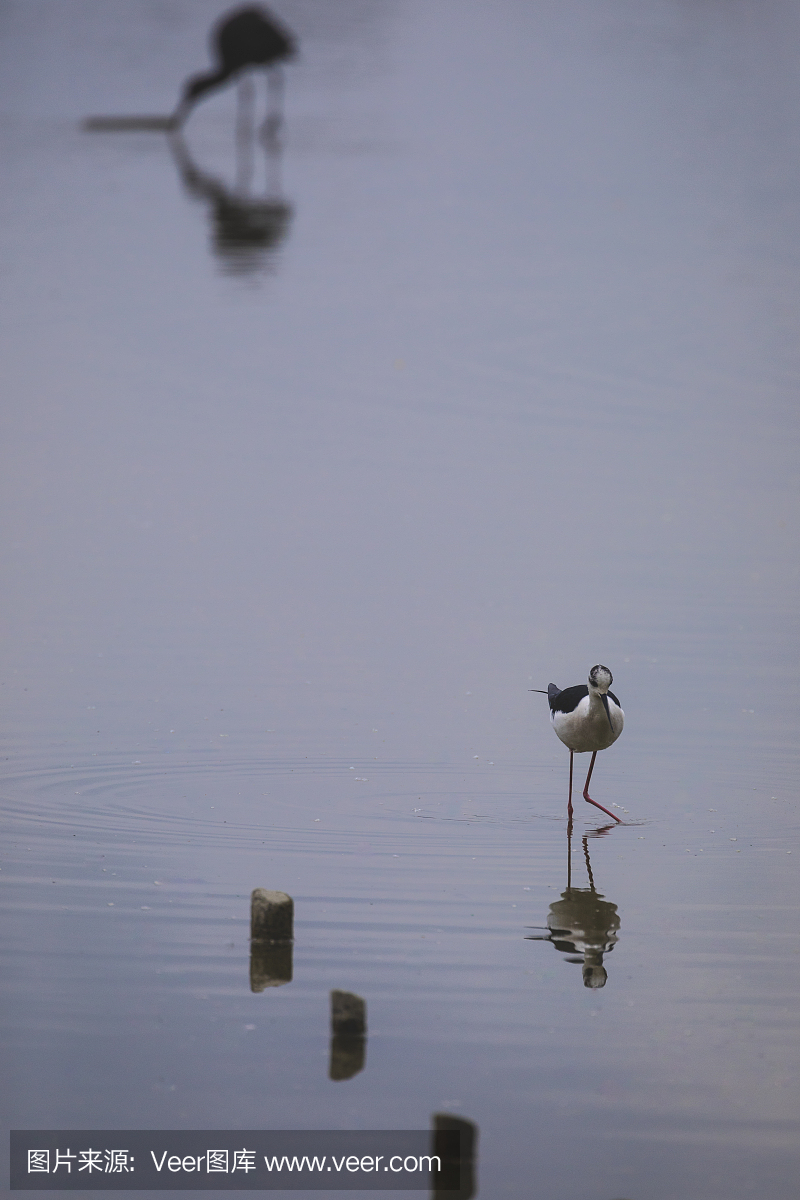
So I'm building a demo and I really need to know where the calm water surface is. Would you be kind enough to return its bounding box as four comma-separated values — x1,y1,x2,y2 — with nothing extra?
2,2,799,1197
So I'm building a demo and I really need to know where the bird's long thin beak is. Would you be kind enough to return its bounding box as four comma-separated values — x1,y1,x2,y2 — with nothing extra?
600,693,613,730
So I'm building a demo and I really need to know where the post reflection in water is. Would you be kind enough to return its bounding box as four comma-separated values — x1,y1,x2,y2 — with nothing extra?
249,941,293,991
526,823,621,989
168,80,292,276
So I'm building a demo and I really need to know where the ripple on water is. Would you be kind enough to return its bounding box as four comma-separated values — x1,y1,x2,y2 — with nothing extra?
1,749,573,854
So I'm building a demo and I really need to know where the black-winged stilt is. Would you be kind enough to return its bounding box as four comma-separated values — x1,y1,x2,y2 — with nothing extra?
174,6,297,128
82,6,296,135
532,664,624,823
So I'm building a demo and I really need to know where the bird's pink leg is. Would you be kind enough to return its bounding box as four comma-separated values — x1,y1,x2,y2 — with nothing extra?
568,750,574,822
582,751,621,823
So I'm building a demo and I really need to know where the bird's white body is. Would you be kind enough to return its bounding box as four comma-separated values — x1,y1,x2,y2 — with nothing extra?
552,691,624,754
533,665,626,823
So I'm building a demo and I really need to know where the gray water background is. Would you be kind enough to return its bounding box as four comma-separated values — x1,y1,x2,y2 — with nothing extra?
1,1,799,1196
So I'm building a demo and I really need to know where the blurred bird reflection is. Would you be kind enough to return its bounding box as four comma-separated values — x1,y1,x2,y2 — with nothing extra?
168,78,292,275
526,825,621,989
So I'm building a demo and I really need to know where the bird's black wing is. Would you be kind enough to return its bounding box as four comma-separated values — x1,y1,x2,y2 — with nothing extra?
608,689,621,707
549,684,588,714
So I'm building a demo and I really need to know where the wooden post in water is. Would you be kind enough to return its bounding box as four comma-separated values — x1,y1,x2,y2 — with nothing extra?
250,888,293,942
249,889,293,991
430,1114,477,1200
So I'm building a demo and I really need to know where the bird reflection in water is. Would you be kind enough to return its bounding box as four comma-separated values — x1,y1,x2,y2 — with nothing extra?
526,823,620,989
168,83,292,276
